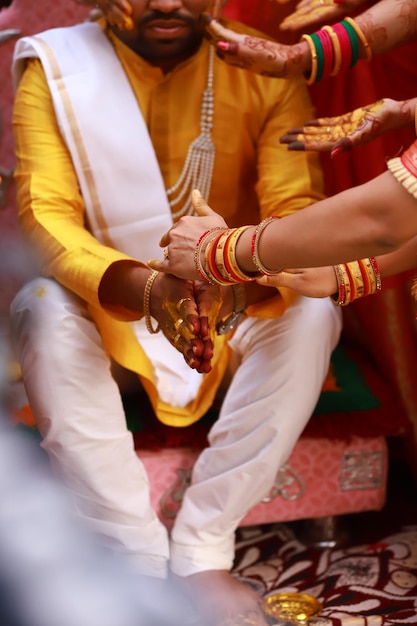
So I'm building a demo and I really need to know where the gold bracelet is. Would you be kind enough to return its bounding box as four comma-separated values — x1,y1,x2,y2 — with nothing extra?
251,216,281,275
225,226,260,282
344,17,372,61
143,270,160,334
300,34,318,85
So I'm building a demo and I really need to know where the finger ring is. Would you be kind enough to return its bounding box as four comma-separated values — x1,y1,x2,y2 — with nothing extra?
164,248,169,260
326,126,331,133
177,297,193,309
174,318,185,332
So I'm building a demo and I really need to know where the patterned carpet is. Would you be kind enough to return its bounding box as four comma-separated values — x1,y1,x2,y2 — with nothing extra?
233,523,417,625
229,455,417,625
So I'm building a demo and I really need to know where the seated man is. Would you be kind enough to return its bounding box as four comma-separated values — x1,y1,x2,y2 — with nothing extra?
10,0,341,624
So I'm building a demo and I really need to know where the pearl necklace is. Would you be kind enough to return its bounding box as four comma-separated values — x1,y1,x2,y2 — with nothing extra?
167,46,215,219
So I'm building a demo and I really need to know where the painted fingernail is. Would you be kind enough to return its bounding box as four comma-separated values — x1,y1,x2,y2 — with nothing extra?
287,142,305,151
217,41,229,51
123,17,134,30
331,146,343,158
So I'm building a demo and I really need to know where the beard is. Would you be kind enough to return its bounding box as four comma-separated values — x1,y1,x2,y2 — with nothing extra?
119,11,205,64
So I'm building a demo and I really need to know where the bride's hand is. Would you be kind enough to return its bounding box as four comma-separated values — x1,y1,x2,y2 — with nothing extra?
257,266,337,298
279,0,368,32
148,190,228,281
205,17,309,79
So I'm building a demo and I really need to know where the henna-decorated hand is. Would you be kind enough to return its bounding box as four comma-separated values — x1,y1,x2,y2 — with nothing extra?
257,265,337,298
204,17,308,78
280,98,417,156
151,273,221,374
279,0,367,32
73,0,133,30
148,190,228,281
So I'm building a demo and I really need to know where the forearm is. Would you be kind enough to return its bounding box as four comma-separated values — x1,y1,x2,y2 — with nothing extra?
356,0,417,55
376,236,417,278
236,171,417,272
98,261,150,319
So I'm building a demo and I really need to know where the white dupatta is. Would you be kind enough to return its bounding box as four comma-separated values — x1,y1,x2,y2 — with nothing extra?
13,22,204,407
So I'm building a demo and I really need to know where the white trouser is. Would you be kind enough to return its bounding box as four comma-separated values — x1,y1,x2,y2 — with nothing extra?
10,277,342,578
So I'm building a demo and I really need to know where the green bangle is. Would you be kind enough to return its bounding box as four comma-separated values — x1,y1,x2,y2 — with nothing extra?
310,32,325,83
340,19,359,68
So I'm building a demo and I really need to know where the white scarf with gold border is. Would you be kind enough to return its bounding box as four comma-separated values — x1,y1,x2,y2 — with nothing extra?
13,22,205,407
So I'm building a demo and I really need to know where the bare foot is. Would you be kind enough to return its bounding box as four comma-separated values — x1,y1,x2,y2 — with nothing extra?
171,570,269,626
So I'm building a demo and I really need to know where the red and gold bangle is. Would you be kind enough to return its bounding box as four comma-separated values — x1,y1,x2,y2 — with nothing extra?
358,258,374,296
344,16,372,61
223,226,259,282
300,33,318,85
322,25,342,77
369,256,382,292
251,216,282,275
206,230,233,285
331,22,353,73
346,260,365,300
214,231,232,282
331,263,351,306
194,227,225,284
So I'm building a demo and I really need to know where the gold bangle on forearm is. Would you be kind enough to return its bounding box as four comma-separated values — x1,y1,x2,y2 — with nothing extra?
143,270,160,334
346,260,365,300
251,216,282,275
344,17,372,61
300,34,318,85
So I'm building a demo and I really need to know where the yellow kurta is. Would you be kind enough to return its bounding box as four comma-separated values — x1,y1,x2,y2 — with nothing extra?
12,19,324,426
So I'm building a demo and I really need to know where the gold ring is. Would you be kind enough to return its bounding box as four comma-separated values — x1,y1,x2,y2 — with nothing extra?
177,297,193,308
164,248,169,260
174,318,185,332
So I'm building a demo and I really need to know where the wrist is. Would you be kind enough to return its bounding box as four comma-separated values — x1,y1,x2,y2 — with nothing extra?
296,40,314,75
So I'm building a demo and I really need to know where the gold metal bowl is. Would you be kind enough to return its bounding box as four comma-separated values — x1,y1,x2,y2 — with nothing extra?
263,592,323,623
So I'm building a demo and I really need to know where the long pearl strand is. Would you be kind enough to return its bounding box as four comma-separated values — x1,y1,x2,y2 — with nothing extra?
167,46,215,219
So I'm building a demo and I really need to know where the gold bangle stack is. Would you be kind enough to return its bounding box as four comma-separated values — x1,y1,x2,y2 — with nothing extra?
331,257,381,306
194,217,282,285
195,226,261,285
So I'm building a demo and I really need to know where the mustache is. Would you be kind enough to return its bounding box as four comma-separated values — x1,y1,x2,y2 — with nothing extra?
140,11,196,27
